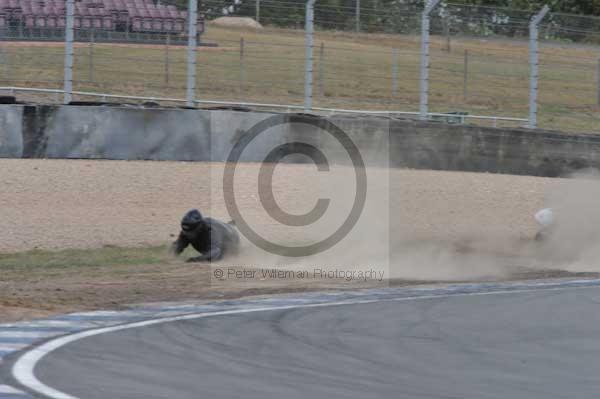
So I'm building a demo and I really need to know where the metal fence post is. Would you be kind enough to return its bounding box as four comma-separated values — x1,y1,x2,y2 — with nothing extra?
419,0,441,120
443,14,450,52
463,49,468,101
240,37,245,92
88,30,94,82
64,0,74,104
355,0,360,33
186,0,198,107
256,0,260,24
318,41,324,96
597,58,600,106
528,5,549,129
165,34,170,85
304,0,316,111
392,48,399,97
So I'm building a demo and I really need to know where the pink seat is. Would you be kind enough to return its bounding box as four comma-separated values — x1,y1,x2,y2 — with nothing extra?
173,20,182,32
46,15,56,27
35,15,46,27
132,17,141,30
102,15,112,28
25,14,35,27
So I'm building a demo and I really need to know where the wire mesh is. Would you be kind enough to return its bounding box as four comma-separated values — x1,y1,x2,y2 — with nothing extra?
0,1,599,132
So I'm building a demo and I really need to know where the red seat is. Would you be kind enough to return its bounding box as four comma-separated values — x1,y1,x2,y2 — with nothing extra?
163,18,172,31
35,15,46,27
173,19,182,32
46,15,57,27
24,14,34,27
102,15,112,28
132,17,141,30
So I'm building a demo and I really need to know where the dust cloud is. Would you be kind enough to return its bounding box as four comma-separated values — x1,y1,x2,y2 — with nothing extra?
535,168,600,272
218,162,556,283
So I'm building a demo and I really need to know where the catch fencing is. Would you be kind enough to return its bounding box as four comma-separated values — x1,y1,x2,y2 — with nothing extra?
1,0,600,132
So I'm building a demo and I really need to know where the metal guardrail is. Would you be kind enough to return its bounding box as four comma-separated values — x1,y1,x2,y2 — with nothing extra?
0,86,529,127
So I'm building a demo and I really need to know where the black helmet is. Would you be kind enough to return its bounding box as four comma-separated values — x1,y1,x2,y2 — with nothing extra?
181,209,203,232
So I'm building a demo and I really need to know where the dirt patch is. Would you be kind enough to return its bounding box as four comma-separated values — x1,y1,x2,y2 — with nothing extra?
0,159,552,252
0,158,593,323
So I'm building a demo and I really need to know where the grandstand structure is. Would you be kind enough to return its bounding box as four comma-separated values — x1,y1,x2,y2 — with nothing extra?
0,0,205,41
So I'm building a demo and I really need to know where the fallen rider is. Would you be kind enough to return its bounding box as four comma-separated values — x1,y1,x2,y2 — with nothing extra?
171,209,240,262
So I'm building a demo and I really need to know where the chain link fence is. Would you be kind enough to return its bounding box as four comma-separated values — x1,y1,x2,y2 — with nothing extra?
0,0,599,133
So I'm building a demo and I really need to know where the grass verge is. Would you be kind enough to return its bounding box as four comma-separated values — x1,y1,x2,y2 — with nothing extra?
1,26,599,133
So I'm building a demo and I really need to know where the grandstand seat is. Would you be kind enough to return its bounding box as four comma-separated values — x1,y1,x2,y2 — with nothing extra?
35,15,46,28
131,17,141,30
90,9,102,28
127,5,138,17
3,0,193,35
25,15,35,27
46,15,56,27
173,19,182,32
114,0,126,11
102,15,112,29
149,9,161,31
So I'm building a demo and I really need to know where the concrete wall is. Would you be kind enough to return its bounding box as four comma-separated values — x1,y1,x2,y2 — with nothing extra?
0,105,23,158
1,104,599,177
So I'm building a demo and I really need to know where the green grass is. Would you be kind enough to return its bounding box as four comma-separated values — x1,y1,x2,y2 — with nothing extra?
0,244,206,273
1,26,599,133
0,245,171,271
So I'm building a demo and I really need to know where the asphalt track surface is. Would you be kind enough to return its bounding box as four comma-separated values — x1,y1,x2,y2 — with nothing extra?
20,287,600,398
